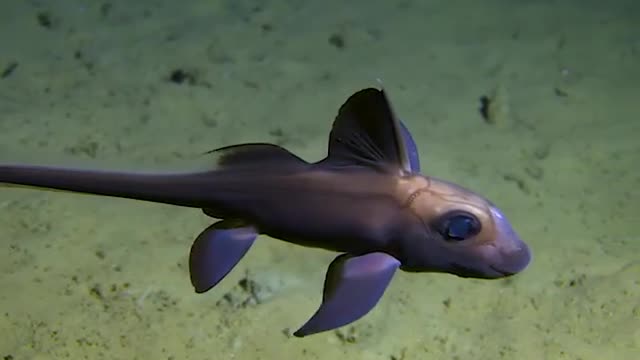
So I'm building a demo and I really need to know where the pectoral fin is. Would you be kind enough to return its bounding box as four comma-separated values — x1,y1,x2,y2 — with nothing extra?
294,252,400,337
189,220,258,293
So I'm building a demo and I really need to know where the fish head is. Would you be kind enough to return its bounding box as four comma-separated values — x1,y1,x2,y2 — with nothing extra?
397,175,531,279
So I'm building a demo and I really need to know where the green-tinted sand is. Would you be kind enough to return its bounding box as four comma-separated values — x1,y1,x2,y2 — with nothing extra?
0,1,638,359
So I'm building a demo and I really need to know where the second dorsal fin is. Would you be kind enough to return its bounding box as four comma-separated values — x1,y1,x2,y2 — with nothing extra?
205,143,308,170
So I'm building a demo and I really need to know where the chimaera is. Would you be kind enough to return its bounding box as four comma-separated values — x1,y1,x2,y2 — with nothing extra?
0,88,531,337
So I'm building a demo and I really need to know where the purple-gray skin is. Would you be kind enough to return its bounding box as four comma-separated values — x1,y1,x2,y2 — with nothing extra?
0,88,531,337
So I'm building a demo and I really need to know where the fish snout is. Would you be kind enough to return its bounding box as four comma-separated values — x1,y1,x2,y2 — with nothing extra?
487,206,531,277
489,244,531,277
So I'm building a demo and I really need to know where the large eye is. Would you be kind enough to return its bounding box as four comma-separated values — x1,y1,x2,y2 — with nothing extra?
437,211,481,241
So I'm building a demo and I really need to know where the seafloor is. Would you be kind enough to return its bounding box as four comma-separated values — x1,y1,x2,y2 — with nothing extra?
0,1,638,359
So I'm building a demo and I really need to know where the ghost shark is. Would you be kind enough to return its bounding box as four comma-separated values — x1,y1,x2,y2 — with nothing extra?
0,88,531,337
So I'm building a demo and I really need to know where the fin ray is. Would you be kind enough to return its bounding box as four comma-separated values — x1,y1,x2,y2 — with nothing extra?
322,88,418,172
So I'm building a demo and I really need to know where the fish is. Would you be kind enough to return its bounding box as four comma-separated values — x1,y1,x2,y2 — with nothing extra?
0,87,531,337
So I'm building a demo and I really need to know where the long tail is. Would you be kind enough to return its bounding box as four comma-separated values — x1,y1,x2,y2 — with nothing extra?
0,144,311,211
0,164,216,208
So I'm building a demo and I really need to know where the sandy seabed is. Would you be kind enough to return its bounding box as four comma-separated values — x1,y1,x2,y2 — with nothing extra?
0,1,638,359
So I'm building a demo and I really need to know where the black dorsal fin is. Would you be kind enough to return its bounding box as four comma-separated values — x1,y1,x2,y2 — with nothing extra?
322,88,411,171
205,143,308,169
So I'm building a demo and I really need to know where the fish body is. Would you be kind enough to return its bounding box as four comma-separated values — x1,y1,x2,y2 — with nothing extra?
0,88,531,337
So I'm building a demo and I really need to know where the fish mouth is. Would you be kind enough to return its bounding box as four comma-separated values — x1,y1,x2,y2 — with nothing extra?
489,265,516,277
450,263,517,279
450,264,498,279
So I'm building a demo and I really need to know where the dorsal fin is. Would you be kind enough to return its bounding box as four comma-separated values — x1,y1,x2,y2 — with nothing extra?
321,88,418,172
205,143,308,170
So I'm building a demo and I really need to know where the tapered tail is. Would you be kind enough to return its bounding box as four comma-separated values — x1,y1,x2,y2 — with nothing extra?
0,164,216,208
